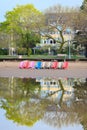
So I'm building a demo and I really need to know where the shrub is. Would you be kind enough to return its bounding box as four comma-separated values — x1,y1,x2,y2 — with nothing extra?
0,48,8,55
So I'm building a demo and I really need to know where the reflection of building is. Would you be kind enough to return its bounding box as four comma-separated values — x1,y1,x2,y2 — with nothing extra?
36,78,74,102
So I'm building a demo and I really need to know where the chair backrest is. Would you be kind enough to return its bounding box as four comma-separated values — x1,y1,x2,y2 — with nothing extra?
35,61,42,69
58,62,63,69
41,62,46,68
23,60,30,68
30,61,36,68
51,61,58,69
62,61,68,69
19,60,30,69
19,61,24,69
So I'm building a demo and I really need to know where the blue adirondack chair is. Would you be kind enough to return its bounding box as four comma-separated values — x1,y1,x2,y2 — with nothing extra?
35,61,42,69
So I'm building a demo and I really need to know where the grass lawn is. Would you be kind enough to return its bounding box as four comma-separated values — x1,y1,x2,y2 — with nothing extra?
0,54,86,60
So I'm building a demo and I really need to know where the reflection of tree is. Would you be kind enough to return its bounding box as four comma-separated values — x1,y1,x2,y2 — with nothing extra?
73,102,87,130
43,111,79,128
38,78,74,107
0,77,41,99
36,78,87,129
0,77,44,126
0,77,87,129
1,98,45,126
73,78,87,130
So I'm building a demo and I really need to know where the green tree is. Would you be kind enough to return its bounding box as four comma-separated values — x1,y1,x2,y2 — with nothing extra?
80,0,87,9
0,21,9,48
4,4,44,54
73,0,87,57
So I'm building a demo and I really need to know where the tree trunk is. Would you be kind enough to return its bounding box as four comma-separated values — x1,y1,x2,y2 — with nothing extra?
85,45,87,58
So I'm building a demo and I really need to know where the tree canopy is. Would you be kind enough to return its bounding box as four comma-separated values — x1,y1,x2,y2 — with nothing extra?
0,4,45,54
0,2,86,56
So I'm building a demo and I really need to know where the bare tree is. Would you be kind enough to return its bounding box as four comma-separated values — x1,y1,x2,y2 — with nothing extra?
42,5,79,53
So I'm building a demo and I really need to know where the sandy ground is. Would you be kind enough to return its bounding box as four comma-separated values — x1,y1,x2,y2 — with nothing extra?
0,61,87,78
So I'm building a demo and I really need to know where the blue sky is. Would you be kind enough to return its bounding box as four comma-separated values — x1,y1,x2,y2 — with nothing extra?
0,0,83,22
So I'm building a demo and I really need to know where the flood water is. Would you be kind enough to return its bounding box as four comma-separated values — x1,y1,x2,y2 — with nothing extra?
0,77,87,130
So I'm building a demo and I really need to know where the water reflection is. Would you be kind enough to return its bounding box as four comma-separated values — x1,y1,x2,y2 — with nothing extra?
0,77,87,130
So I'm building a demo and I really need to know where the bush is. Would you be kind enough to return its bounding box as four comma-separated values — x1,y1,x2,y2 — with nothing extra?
17,48,27,55
0,48,8,55
28,48,32,56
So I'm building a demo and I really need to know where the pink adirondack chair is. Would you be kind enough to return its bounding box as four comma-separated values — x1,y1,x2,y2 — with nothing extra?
19,60,29,69
30,61,36,69
19,61,24,69
51,61,58,69
23,60,30,69
62,61,68,69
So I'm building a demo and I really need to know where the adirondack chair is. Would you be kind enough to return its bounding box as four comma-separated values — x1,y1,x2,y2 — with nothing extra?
62,61,68,69
19,61,24,69
29,61,36,69
51,61,58,69
35,61,42,69
58,62,63,69
41,61,46,69
46,61,52,69
19,60,29,69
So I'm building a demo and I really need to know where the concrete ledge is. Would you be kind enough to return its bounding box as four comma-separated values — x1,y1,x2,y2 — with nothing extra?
0,58,87,62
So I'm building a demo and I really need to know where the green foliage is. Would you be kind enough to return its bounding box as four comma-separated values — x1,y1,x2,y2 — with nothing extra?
80,0,87,9
28,48,32,56
0,77,43,127
0,4,44,52
17,47,27,55
20,31,40,48
5,4,43,32
0,77,87,129
35,49,44,55
0,21,9,32
0,48,8,55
